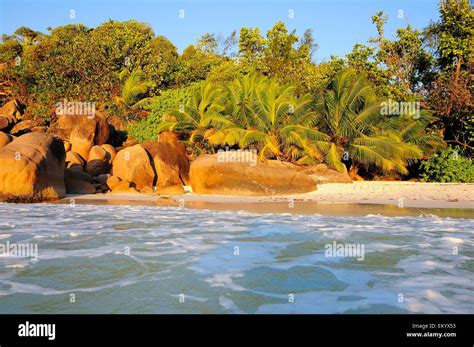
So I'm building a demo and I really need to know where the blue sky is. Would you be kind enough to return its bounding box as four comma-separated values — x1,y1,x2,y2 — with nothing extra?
0,0,440,61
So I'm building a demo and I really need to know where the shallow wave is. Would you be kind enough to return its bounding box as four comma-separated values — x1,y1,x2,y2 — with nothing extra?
0,203,472,313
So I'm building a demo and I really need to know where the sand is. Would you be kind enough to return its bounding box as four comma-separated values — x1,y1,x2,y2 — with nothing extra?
300,182,474,209
59,182,474,217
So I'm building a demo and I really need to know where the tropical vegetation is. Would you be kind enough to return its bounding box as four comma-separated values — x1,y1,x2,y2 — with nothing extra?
420,147,474,183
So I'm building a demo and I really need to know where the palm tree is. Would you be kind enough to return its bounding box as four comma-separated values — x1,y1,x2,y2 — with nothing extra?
224,74,264,129
155,81,232,156
114,69,155,111
384,111,446,159
314,68,427,175
217,75,329,162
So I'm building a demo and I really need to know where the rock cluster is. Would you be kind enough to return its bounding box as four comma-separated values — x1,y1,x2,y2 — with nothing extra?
0,104,192,200
0,100,351,201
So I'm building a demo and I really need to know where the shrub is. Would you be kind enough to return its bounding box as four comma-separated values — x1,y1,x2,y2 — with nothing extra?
206,60,243,85
420,147,474,183
10,21,163,112
128,82,202,142
0,40,22,63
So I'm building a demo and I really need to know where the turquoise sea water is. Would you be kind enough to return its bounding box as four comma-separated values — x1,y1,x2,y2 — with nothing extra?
0,203,473,313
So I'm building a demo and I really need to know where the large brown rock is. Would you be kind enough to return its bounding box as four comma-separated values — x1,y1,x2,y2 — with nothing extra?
111,145,155,191
0,133,66,201
105,175,121,190
0,131,13,149
267,160,352,184
95,173,111,185
85,146,111,177
56,111,110,145
122,138,138,148
64,141,71,152
108,180,139,194
65,151,85,169
0,100,22,131
141,139,189,192
10,119,43,136
92,112,110,145
300,164,352,184
155,185,184,195
190,154,316,196
101,144,117,162
105,176,139,194
69,125,94,160
64,168,96,194
267,160,301,170
56,111,110,159
158,132,190,184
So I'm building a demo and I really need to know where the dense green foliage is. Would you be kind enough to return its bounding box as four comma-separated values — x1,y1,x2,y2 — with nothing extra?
313,69,442,175
425,0,473,156
420,147,474,183
0,21,178,116
219,75,323,163
114,69,155,112
128,82,202,142
152,71,445,176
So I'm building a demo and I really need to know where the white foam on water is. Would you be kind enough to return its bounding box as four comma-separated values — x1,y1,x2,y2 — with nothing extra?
441,237,464,244
5,263,27,269
205,273,246,291
218,296,244,313
0,202,472,313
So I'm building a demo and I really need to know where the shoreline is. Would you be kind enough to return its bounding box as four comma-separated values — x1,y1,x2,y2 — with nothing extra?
55,182,474,218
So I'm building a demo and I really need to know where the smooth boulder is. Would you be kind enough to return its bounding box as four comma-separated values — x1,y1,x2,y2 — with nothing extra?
0,131,13,149
141,138,189,192
189,154,316,196
64,141,71,152
101,144,117,162
0,133,65,201
85,146,111,177
10,119,43,136
106,176,139,194
95,174,111,185
56,111,110,145
0,100,22,131
70,125,94,160
57,112,110,160
155,185,184,195
64,168,96,194
111,145,155,191
300,164,352,184
65,151,85,169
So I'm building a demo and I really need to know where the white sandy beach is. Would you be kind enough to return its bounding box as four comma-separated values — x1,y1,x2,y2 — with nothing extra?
299,182,474,209
63,182,474,211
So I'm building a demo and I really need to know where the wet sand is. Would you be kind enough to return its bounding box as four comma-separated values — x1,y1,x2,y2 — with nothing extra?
57,182,474,218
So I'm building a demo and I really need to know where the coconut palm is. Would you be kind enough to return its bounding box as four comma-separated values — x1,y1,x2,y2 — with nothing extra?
114,69,155,111
196,75,264,148
155,81,233,156
224,74,264,129
314,68,426,175
384,111,446,158
217,75,329,162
